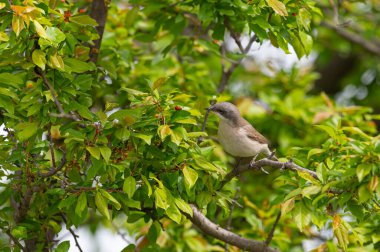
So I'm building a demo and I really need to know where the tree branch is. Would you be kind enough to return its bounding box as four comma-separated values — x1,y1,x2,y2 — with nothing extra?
1,228,25,251
221,158,318,188
186,204,279,252
68,227,83,252
36,68,64,115
90,0,109,62
321,21,380,57
38,150,67,178
265,211,281,246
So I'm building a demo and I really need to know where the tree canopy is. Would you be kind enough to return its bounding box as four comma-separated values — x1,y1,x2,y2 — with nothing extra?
0,0,379,251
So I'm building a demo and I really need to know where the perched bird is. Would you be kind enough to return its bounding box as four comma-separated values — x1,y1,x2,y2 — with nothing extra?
209,102,276,161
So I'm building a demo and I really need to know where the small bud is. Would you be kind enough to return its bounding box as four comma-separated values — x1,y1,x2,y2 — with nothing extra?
292,12,297,16
79,8,86,13
175,106,182,111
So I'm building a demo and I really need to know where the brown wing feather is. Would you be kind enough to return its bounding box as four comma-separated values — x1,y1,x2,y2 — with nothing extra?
240,120,269,145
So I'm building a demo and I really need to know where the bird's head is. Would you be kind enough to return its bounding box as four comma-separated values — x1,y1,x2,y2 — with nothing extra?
209,102,241,124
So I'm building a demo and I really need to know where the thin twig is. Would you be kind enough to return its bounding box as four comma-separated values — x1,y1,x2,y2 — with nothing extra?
224,188,240,252
68,227,83,252
1,228,26,251
321,21,380,57
48,127,56,169
38,150,67,178
265,211,281,246
61,213,83,252
36,68,65,115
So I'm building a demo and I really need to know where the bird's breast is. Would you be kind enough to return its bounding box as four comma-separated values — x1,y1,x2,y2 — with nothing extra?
217,121,268,157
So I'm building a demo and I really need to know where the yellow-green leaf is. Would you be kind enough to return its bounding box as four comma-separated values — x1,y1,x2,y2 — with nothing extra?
152,77,168,90
183,166,198,189
99,189,121,210
0,3,5,9
17,122,38,141
99,146,111,163
356,163,372,183
86,146,100,160
32,49,46,70
95,191,110,220
49,53,65,71
174,197,193,217
141,175,152,197
33,20,48,39
158,125,172,140
281,198,294,216
134,133,152,145
307,148,326,159
123,176,137,199
266,0,288,16
0,32,9,41
12,15,24,36
166,203,181,224
75,192,87,216
154,187,169,210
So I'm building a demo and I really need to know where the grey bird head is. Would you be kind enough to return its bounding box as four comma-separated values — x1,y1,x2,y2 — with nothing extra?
209,102,241,124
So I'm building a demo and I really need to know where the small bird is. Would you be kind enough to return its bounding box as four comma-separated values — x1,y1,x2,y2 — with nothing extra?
209,102,276,162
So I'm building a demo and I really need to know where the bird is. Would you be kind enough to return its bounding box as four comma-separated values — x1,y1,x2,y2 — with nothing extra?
208,102,277,164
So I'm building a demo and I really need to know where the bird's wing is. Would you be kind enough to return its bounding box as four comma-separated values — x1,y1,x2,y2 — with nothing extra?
241,123,269,144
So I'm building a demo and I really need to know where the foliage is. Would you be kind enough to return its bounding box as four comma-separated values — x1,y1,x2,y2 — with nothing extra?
0,0,379,252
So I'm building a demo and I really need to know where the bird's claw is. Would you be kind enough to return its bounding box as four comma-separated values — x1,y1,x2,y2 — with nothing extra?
249,154,260,168
269,150,276,159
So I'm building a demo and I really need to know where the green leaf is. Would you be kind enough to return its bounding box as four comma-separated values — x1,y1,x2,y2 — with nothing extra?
193,157,218,172
95,191,110,220
123,176,137,198
293,202,311,231
32,49,47,70
174,197,193,217
45,27,66,44
315,125,336,139
99,189,121,210
55,241,70,252
299,31,313,55
134,133,153,145
356,163,372,182
316,163,327,183
99,146,111,163
17,122,38,141
70,15,98,26
307,148,325,159
0,87,18,100
64,58,96,73
154,187,169,210
358,184,371,203
86,146,100,160
0,73,24,87
298,8,311,31
115,128,130,141
142,175,152,197
75,192,87,216
266,0,288,16
166,202,182,224
11,226,27,238
182,166,198,189
152,77,168,90
302,185,321,198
